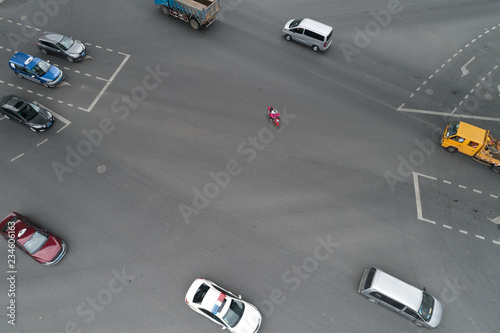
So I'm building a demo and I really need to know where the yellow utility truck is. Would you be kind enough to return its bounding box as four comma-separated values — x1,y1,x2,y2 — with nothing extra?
441,122,500,173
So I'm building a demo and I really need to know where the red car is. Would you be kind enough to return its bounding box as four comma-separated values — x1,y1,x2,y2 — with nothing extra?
0,212,67,266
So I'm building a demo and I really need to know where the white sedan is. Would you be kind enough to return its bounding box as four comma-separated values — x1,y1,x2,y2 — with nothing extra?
185,278,262,333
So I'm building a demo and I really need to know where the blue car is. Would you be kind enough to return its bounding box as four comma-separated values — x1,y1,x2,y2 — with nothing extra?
9,52,64,87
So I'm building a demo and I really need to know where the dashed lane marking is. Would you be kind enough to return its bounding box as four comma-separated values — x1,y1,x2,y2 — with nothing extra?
413,172,499,246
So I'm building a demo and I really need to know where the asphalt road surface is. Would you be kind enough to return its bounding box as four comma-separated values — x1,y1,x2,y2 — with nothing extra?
0,0,499,332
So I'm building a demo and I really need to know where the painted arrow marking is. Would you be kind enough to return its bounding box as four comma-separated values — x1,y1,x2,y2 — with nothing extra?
461,57,475,77
487,215,500,225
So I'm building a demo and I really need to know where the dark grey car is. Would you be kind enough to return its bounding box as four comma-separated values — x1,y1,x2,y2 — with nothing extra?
0,95,54,132
37,31,87,62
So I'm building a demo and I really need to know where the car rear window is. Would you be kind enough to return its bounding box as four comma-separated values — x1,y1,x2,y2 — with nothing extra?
193,283,210,304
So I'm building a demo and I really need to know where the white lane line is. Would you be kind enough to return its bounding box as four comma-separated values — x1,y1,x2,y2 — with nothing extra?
36,139,48,147
473,189,482,194
490,194,498,199
493,240,500,245
10,153,24,162
396,106,500,121
413,172,437,224
78,52,130,112
459,185,467,189
476,235,485,240
443,224,452,229
460,230,468,234
35,101,71,133
443,180,451,184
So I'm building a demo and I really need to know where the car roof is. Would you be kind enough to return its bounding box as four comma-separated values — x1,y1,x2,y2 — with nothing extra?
40,31,64,42
0,213,36,244
1,95,26,112
10,52,38,66
456,122,487,143
300,18,333,35
187,279,232,314
371,268,423,310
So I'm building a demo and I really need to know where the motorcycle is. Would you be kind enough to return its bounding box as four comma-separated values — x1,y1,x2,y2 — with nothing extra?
268,107,280,128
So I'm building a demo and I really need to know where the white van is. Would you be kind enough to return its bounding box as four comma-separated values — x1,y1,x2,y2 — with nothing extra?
358,267,443,329
282,18,333,52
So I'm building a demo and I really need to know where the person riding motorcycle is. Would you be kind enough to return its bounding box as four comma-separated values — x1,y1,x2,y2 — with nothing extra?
268,107,280,119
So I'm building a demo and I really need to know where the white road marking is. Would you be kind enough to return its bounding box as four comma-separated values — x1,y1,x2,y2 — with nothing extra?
36,139,48,147
396,105,500,121
10,153,24,162
413,172,437,224
78,52,130,112
34,101,71,133
413,172,500,246
487,215,500,225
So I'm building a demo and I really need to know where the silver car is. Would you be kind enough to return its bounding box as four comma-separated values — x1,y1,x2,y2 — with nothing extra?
37,31,87,62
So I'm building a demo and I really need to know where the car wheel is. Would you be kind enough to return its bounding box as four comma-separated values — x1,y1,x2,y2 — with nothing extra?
67,56,74,62
445,146,458,153
415,322,423,327
189,19,200,30
491,165,500,173
312,45,319,52
160,5,170,16
16,72,24,79
30,127,37,132
43,82,50,88
285,34,292,41
3,113,10,120
40,48,48,55
368,298,377,303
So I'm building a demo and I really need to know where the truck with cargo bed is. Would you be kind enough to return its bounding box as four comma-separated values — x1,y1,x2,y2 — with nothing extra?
154,0,220,30
441,121,500,173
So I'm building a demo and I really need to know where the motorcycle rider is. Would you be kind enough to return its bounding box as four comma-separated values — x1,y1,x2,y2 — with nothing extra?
268,107,279,119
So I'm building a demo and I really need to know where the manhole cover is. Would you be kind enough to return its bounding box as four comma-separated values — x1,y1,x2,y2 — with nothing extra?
97,165,107,174
484,93,493,100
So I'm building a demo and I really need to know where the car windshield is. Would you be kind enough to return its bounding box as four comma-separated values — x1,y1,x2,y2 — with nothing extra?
418,291,435,322
19,103,40,121
447,123,459,137
57,36,74,51
222,299,245,327
31,60,51,76
23,231,49,254
289,19,302,28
